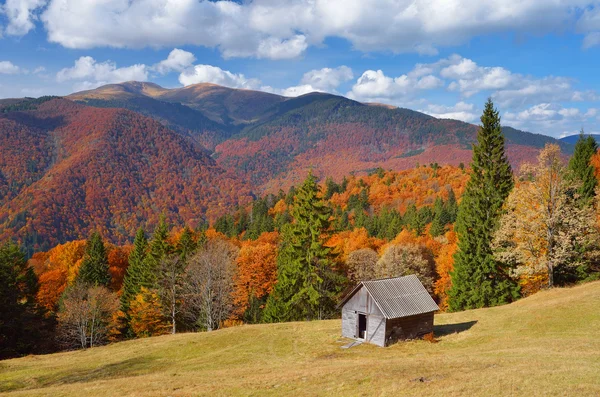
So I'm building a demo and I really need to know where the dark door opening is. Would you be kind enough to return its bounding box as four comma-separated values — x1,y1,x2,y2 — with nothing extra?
358,314,367,339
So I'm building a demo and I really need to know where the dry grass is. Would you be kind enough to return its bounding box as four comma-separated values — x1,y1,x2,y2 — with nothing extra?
2,281,600,396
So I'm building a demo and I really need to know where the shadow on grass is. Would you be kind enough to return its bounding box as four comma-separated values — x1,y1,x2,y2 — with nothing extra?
0,356,167,393
434,320,478,337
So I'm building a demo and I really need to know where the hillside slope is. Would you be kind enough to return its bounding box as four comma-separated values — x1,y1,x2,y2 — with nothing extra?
2,281,599,396
0,98,254,251
70,83,574,192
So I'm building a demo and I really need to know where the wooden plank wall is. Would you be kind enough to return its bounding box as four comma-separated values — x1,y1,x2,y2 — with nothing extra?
366,314,386,347
341,309,357,339
384,312,434,346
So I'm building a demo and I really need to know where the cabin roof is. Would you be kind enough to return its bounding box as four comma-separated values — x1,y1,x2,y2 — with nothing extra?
338,275,439,319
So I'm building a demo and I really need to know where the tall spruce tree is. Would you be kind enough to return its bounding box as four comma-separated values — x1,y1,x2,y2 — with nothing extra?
176,227,197,261
445,188,458,223
120,227,150,313
568,131,598,203
0,242,47,358
146,215,173,277
77,232,110,287
430,197,448,237
448,99,518,311
263,172,343,322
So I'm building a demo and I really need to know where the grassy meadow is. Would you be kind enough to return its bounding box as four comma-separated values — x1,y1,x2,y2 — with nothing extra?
1,281,600,396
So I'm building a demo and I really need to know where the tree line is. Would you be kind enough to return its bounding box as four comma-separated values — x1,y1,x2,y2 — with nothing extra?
2,99,600,358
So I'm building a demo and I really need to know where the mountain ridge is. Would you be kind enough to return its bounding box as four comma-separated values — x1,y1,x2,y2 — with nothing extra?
0,82,575,250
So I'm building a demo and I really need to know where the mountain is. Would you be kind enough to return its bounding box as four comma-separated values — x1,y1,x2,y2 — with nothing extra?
0,97,253,252
0,82,574,250
70,82,573,191
560,133,600,145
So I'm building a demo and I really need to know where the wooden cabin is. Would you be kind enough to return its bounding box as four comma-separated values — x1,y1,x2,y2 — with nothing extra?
339,275,439,347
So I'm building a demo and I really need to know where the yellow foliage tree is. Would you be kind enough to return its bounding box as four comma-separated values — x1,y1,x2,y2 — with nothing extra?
129,287,170,338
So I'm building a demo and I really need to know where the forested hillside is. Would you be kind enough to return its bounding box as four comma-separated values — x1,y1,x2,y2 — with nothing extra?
70,83,573,193
0,97,253,253
0,83,574,253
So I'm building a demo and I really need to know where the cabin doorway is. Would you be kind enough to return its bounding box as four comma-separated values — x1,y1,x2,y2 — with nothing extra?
358,313,367,340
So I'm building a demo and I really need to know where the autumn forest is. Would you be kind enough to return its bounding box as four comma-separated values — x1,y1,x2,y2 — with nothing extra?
2,87,600,360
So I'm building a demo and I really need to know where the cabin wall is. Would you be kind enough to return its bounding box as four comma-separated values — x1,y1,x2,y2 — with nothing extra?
342,288,383,315
341,309,357,339
384,312,434,346
366,314,386,347
341,288,385,344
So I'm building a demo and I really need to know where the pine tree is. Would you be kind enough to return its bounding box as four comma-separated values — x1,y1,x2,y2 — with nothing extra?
445,188,458,223
120,228,150,315
448,99,519,311
146,215,173,275
176,227,197,261
430,197,447,237
568,131,598,203
0,242,46,358
77,232,110,287
263,172,344,322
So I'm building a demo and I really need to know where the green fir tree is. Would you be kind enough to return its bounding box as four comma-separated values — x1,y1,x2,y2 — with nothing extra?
263,172,344,322
77,232,110,287
448,99,519,311
120,227,150,314
568,131,598,204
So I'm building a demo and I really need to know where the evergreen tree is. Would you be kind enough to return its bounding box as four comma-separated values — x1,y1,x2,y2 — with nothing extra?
0,242,47,358
177,227,197,261
263,172,344,322
430,197,447,237
146,215,173,274
77,232,110,287
120,228,150,314
445,188,459,223
448,99,519,311
568,131,598,203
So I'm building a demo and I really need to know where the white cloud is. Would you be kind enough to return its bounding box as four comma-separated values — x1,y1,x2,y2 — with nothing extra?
421,101,478,122
300,66,353,91
178,64,261,89
280,66,354,96
255,35,308,60
32,0,596,58
503,103,596,137
281,84,318,97
2,0,46,36
56,56,148,90
153,49,196,75
0,60,21,74
347,68,443,104
406,54,594,107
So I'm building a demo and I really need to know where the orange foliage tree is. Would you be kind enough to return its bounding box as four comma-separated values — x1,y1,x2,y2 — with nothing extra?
36,240,86,311
232,232,279,321
107,244,132,293
129,287,170,338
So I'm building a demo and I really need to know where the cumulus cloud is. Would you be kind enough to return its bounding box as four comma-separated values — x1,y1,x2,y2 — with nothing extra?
2,0,46,36
178,64,261,89
280,66,354,96
17,0,590,58
255,35,308,60
153,49,196,75
56,56,148,90
347,68,443,104
421,101,478,123
502,103,598,137
402,54,594,107
0,60,21,74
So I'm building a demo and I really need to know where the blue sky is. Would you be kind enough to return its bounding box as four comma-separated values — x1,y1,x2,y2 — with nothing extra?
2,1,600,138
